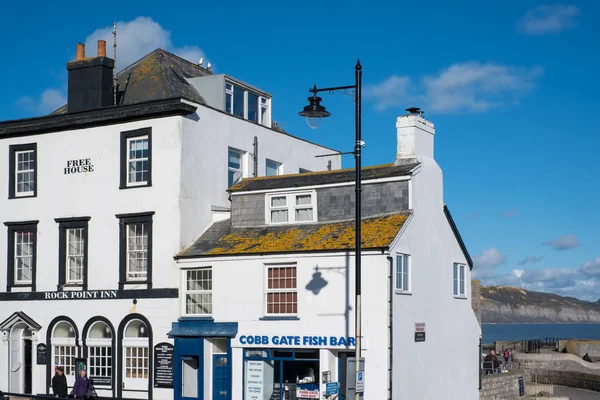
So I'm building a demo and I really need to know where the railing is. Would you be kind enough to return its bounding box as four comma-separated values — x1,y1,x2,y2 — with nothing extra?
0,391,69,400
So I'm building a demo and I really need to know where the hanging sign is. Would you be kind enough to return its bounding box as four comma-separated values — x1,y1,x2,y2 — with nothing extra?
153,342,174,388
37,343,47,365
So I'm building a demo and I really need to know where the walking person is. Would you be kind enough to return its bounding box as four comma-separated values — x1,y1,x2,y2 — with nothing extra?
503,349,510,364
51,366,68,398
71,369,96,399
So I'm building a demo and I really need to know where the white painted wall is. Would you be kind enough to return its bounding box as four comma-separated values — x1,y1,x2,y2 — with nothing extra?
179,105,341,248
0,101,340,397
0,116,185,292
390,157,480,400
177,251,390,400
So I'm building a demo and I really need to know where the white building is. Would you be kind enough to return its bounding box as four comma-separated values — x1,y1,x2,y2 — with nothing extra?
0,41,340,399
174,110,481,400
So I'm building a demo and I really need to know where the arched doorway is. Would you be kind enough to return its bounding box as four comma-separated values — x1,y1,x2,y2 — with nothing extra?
9,323,33,394
51,321,78,387
122,319,149,392
85,320,114,390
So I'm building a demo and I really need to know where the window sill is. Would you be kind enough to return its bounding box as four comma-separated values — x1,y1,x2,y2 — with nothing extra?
259,316,300,321
179,316,214,321
454,295,468,300
8,194,37,199
395,290,412,296
119,183,152,190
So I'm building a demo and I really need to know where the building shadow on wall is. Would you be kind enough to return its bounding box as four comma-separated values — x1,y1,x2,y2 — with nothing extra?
306,252,351,343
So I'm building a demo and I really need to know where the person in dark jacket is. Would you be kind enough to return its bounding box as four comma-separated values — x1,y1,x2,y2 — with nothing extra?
51,366,68,398
484,350,501,371
71,369,94,399
583,353,593,363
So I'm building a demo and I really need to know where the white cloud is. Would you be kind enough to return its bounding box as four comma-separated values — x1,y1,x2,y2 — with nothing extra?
84,17,207,71
16,17,208,115
516,256,544,266
365,62,542,113
480,256,600,301
473,248,506,270
543,234,580,250
518,4,581,35
16,89,67,116
423,62,543,113
364,76,411,112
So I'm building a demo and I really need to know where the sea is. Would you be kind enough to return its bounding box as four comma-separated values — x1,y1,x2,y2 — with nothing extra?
482,323,600,344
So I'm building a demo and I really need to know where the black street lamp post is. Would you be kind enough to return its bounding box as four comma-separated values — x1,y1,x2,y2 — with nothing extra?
299,60,363,398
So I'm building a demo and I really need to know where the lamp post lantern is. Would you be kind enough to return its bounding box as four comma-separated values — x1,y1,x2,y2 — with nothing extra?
298,60,363,399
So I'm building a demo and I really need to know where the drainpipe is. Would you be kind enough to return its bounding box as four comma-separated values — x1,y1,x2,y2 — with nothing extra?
479,336,482,390
252,136,258,177
387,256,394,400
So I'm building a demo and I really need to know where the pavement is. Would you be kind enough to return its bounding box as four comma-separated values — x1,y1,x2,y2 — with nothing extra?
555,385,600,399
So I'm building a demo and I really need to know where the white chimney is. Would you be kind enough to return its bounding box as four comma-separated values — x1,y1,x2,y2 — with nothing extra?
395,107,435,165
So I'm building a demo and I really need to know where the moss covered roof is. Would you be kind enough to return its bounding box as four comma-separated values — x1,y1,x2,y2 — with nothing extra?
177,212,410,258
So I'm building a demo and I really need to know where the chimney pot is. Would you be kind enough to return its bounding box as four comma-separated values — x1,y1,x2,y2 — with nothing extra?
76,43,85,61
97,40,107,57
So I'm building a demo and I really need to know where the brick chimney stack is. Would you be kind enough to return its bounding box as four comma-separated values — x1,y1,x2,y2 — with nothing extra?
67,41,115,113
97,40,106,57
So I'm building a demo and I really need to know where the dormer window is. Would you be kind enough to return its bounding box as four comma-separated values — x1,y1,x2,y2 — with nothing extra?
266,191,317,224
225,82,270,127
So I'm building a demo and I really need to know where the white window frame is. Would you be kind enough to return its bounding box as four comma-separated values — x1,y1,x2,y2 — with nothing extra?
14,231,33,284
126,136,150,187
264,264,297,316
126,223,148,281
85,321,115,387
453,263,467,298
122,321,149,391
66,228,85,284
15,150,35,197
228,148,245,187
51,322,77,387
265,159,282,176
224,81,271,127
265,191,318,225
183,268,213,316
395,253,410,294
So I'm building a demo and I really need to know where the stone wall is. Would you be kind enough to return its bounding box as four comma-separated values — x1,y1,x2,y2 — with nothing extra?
534,368,600,392
480,373,524,400
472,279,481,328
564,340,600,357
512,352,600,374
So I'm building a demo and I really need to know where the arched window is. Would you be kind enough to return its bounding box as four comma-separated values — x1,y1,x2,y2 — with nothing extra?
122,319,149,390
86,321,112,388
51,321,77,386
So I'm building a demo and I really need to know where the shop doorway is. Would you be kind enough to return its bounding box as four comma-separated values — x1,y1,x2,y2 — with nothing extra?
243,349,320,400
338,351,356,400
213,355,229,400
24,339,33,394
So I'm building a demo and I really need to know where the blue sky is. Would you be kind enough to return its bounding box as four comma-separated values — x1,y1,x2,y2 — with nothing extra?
1,1,599,299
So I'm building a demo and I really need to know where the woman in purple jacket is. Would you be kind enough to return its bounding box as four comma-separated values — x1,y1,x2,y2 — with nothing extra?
71,369,93,399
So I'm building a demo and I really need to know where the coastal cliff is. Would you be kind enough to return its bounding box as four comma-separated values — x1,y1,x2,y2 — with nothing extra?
481,286,600,323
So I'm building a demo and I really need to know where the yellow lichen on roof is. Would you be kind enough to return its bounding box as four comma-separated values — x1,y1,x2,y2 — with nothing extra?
206,213,409,255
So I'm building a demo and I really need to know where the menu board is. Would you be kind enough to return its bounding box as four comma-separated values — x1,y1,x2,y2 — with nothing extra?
153,342,174,388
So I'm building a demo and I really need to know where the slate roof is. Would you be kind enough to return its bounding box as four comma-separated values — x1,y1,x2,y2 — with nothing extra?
228,162,420,193
53,49,211,115
177,212,410,258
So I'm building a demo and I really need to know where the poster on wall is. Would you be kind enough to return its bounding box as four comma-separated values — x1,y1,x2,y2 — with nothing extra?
245,360,274,400
36,343,47,365
153,342,174,388
75,358,87,377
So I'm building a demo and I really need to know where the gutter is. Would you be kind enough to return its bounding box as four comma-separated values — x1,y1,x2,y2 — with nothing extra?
387,255,394,400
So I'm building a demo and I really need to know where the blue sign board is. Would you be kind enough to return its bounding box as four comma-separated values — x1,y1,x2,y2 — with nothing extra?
325,382,339,396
